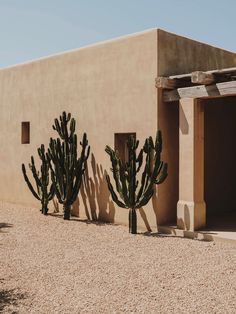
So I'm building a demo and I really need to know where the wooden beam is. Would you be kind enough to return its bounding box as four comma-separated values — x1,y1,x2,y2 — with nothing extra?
191,71,215,85
155,76,192,89
206,67,236,75
155,76,177,89
163,80,236,102
169,73,191,80
169,67,236,80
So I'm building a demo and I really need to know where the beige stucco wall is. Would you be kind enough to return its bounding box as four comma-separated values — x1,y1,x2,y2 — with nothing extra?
157,29,236,76
0,29,159,230
0,28,235,231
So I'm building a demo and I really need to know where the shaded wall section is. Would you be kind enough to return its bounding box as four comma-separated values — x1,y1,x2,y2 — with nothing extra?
157,29,236,76
155,97,179,225
156,29,236,225
204,96,236,218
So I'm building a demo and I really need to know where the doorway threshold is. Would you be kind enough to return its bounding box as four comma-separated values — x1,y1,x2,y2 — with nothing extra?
157,225,236,245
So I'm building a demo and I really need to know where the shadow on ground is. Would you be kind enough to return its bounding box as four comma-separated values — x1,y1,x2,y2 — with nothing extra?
141,231,184,239
0,286,26,313
48,213,119,227
141,231,213,242
0,223,13,233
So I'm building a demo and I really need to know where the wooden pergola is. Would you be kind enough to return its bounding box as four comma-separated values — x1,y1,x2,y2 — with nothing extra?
156,67,236,102
156,67,236,231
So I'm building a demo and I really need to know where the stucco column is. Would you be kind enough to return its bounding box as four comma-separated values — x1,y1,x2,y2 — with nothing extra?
177,98,206,231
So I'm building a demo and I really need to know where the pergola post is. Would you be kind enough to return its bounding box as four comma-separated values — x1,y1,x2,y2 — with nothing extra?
177,98,206,231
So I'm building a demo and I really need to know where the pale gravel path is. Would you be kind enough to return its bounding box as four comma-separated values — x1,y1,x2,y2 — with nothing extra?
0,203,236,314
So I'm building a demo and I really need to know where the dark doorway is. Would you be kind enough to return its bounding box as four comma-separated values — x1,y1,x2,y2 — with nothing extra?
204,96,236,228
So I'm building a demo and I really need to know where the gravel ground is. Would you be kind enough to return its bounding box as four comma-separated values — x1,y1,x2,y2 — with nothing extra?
0,203,236,314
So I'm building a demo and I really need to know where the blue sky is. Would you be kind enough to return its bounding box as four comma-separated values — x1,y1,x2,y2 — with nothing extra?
0,0,235,68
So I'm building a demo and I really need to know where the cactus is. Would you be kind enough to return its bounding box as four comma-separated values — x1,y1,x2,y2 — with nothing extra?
105,131,168,234
47,112,90,220
22,144,54,215
52,111,75,143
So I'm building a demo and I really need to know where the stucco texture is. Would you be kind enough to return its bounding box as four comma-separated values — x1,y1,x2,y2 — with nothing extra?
0,28,235,231
0,29,158,230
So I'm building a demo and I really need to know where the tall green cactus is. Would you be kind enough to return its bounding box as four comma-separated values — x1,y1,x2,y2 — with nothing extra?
22,144,55,215
47,112,90,220
105,131,168,234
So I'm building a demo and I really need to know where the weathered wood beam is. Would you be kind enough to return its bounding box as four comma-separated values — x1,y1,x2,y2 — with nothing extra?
191,71,215,85
155,77,177,89
155,76,192,89
163,80,236,102
169,73,191,80
207,67,236,75
169,67,236,80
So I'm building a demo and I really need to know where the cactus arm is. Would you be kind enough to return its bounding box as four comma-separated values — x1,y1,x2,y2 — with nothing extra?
136,188,154,209
70,118,75,139
72,136,90,200
155,130,162,153
48,182,55,201
136,148,143,173
127,136,136,208
53,112,75,143
137,132,168,206
106,175,127,208
136,165,148,203
118,162,130,206
105,146,125,200
30,156,42,189
62,112,69,141
155,163,168,185
50,167,63,204
22,164,41,201
105,147,128,204
53,118,64,140
68,133,90,204
70,173,83,205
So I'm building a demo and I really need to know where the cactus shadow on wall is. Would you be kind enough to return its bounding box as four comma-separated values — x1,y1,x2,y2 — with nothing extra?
52,198,60,213
151,186,159,228
151,184,172,229
71,153,115,223
138,208,152,232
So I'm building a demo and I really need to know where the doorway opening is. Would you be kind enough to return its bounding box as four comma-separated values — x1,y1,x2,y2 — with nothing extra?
204,96,236,231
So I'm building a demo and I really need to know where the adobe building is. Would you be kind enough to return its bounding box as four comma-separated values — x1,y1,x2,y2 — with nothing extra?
0,29,236,235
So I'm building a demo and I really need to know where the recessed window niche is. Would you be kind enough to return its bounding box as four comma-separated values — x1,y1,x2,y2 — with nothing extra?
114,133,136,162
21,122,30,144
